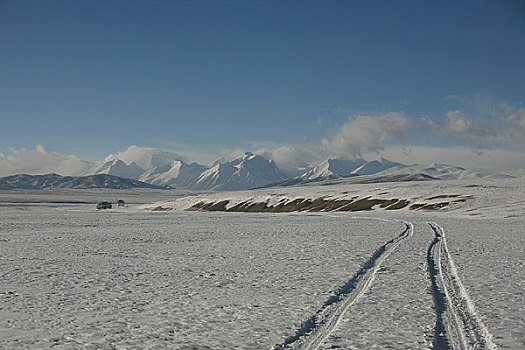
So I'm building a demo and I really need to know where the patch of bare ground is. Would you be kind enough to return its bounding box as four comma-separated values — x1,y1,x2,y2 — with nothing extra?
186,193,474,213
150,206,173,211
189,197,415,213
188,200,229,211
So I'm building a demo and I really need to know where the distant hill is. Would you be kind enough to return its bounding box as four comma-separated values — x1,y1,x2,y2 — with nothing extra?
264,158,514,188
300,157,367,180
262,172,438,188
0,173,171,190
380,163,515,180
298,157,401,181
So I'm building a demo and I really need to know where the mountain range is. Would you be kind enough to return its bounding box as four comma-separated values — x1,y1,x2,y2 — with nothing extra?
85,151,289,191
300,157,401,180
0,174,170,190
84,152,514,190
0,149,514,191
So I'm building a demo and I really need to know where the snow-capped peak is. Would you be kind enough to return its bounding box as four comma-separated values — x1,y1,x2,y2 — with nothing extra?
350,158,401,176
91,158,144,180
193,153,287,190
139,160,207,188
300,157,367,180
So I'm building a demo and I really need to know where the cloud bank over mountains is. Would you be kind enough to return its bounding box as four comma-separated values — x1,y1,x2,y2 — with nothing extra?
423,110,496,153
1,141,524,181
100,145,186,170
2,98,525,178
0,145,93,177
423,95,525,154
321,112,408,158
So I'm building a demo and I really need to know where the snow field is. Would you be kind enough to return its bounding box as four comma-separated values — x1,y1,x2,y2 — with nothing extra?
1,183,523,349
1,206,404,349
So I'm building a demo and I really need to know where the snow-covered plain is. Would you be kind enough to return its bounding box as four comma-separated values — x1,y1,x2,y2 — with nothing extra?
0,179,524,349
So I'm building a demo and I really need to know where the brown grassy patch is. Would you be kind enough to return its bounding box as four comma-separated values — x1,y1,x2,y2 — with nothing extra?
150,206,172,211
188,197,415,213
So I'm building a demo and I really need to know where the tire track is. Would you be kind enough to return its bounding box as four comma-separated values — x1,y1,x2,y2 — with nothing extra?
273,219,413,350
428,222,497,350
427,223,452,349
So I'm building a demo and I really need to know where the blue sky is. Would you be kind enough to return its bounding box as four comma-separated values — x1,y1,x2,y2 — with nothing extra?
1,1,524,172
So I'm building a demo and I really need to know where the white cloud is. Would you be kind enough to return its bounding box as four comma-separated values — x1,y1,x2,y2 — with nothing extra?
505,108,525,142
321,112,408,158
256,143,329,175
423,110,496,153
428,95,525,152
0,145,94,177
103,145,186,169
255,112,411,174
156,141,229,165
506,108,525,127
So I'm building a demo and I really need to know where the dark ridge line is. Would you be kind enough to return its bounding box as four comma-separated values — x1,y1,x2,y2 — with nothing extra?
427,223,451,350
273,223,410,350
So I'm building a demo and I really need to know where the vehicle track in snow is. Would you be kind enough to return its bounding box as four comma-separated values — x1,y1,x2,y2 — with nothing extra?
427,222,497,350
273,219,413,350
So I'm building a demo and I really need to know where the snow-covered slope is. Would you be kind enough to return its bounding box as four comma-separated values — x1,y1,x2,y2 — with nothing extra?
139,160,207,188
300,158,367,180
85,151,287,191
100,145,184,170
192,152,288,190
91,158,144,180
351,158,401,175
275,157,403,186
142,177,524,219
299,157,401,180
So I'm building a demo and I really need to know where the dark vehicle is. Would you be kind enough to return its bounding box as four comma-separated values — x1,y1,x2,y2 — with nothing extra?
116,199,125,207
96,201,112,210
